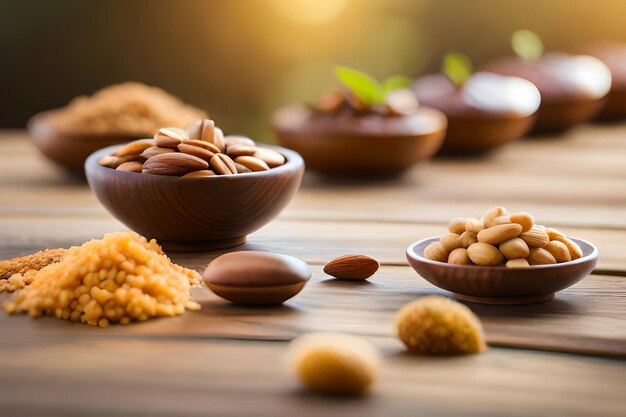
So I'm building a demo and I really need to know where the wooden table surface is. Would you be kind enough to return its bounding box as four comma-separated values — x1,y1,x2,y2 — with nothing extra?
1,127,625,416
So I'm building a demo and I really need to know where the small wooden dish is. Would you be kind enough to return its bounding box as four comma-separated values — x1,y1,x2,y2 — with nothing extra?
28,112,145,174
85,143,304,251
406,236,598,305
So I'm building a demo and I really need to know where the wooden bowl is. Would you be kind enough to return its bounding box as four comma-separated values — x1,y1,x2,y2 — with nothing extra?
273,105,446,174
406,237,598,305
28,112,145,174
85,144,304,251
532,98,607,132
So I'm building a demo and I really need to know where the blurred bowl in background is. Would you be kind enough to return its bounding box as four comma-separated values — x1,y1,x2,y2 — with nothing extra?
272,104,446,175
582,42,626,120
414,72,541,153
486,53,612,132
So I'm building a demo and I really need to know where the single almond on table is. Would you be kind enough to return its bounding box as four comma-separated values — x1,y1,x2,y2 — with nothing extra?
510,212,535,232
423,242,449,263
544,240,572,263
234,156,270,172
210,153,237,175
520,226,550,248
140,146,176,159
448,248,472,265
528,248,557,265
467,243,503,266
323,254,380,280
154,127,189,148
116,139,155,157
498,238,530,260
116,161,144,173
142,152,209,176
477,223,522,245
439,233,463,252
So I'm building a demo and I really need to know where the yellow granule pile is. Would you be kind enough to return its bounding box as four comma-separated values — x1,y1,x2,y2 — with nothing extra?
46,82,206,135
395,295,486,354
4,232,201,327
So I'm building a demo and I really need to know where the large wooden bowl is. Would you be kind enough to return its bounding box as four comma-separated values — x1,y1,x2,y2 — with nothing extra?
406,236,598,305
28,112,145,174
533,98,607,132
85,144,304,251
273,105,446,174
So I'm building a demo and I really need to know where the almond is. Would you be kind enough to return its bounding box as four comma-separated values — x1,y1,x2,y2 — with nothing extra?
224,135,256,148
116,161,143,173
477,223,522,245
99,154,139,169
210,153,237,175
178,143,219,161
544,240,572,263
116,139,155,157
142,152,209,176
481,207,508,228
545,227,567,241
460,231,478,248
212,127,226,152
154,127,189,148
182,170,216,178
467,243,503,266
234,156,270,172
448,217,467,234
235,162,252,174
186,119,215,142
528,248,557,265
499,238,530,260
254,148,285,168
551,236,583,260
448,248,472,265
226,145,258,158
423,242,449,263
506,258,530,268
520,226,550,248
323,254,379,280
510,212,535,232
491,215,511,226
140,146,176,159
465,218,483,233
439,233,463,252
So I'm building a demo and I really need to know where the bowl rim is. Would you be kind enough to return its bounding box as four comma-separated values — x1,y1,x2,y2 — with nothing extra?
85,142,305,180
406,235,598,271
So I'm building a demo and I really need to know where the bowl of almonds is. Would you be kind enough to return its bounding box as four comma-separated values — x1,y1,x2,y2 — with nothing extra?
85,118,304,250
406,207,598,304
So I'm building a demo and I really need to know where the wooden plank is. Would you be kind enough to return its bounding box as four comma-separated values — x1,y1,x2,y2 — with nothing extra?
0,217,624,273
0,337,624,417
2,266,625,356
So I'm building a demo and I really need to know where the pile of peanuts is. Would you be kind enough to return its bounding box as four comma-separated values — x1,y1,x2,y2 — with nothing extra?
98,118,285,177
423,207,584,267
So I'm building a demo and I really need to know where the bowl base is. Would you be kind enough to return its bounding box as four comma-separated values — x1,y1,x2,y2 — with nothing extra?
161,236,247,252
453,292,555,305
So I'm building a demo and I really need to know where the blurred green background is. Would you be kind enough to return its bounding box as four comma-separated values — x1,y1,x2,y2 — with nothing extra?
2,0,626,140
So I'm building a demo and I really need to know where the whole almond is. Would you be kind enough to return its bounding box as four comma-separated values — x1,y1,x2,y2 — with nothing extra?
323,254,379,280
140,146,176,159
545,227,567,241
448,217,467,234
544,240,572,263
467,243,503,266
234,156,270,172
510,212,535,232
213,127,226,152
465,218,483,234
528,248,557,265
423,241,449,263
116,161,144,173
143,152,209,176
98,154,141,168
178,143,218,161
520,226,550,248
460,231,478,248
186,119,215,142
499,238,530,260
116,139,155,157
225,135,256,148
477,223,522,245
551,236,583,260
506,258,530,268
481,207,508,228
210,153,237,175
180,139,221,153
448,248,472,265
253,148,285,168
227,145,259,158
439,233,463,252
181,170,216,178
491,215,511,226
155,127,189,148
235,162,252,174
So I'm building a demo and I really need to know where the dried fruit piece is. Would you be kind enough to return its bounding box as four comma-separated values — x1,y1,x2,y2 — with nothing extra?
177,143,218,161
140,146,176,159
323,254,380,280
395,295,486,354
477,223,522,245
181,170,216,178
224,135,256,148
423,242,449,263
226,145,258,158
234,163,252,174
467,243,503,266
254,148,285,168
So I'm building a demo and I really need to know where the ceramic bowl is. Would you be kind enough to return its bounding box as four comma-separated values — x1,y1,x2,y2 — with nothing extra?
85,143,304,251
272,105,446,174
406,236,598,305
28,112,145,174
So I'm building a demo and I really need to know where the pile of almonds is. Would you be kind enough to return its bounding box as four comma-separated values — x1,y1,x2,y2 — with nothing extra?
99,118,286,177
424,207,584,267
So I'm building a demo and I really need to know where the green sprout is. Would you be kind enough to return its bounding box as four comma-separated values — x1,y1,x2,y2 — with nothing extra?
442,52,473,87
334,66,411,105
511,29,544,61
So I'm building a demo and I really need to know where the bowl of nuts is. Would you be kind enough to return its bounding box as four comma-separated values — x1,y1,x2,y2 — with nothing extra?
85,118,304,251
406,207,598,305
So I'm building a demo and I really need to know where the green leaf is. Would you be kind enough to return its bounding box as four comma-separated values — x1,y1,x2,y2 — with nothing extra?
511,29,544,61
334,66,381,104
442,52,473,87
379,75,412,101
